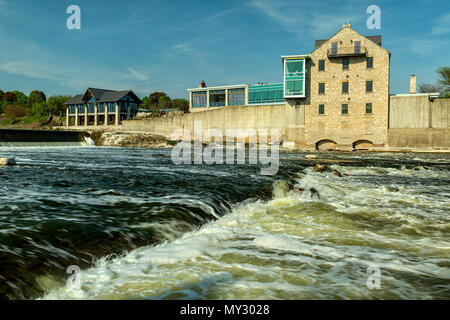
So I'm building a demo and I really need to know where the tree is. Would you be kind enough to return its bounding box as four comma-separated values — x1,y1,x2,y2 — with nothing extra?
29,90,46,103
0,90,4,101
12,91,28,106
172,98,189,113
149,92,169,107
158,95,172,110
436,66,450,91
140,96,150,109
2,92,17,103
29,90,47,115
418,83,441,94
44,95,71,116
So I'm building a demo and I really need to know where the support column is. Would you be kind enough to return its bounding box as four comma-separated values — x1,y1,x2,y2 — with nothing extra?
75,107,79,127
84,104,88,127
189,92,192,110
115,102,119,126
105,103,109,126
225,89,229,107
127,105,131,120
66,108,70,127
245,86,249,106
206,90,210,110
94,103,98,126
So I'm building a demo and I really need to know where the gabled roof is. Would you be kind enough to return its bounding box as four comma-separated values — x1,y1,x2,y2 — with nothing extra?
311,25,387,55
64,94,84,105
64,88,142,105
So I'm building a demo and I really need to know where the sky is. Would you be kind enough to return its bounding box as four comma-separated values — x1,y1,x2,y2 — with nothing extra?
0,0,449,100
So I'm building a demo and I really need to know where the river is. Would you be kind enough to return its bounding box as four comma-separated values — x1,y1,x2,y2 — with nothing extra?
0,146,448,299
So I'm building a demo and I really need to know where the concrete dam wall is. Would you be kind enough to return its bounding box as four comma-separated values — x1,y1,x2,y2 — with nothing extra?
0,129,90,147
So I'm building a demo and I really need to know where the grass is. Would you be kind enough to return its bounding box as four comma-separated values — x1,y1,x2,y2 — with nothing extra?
0,114,57,129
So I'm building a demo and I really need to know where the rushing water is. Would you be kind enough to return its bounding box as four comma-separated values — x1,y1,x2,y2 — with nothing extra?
0,147,449,300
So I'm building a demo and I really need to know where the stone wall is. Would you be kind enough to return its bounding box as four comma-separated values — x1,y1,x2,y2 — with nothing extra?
305,24,391,151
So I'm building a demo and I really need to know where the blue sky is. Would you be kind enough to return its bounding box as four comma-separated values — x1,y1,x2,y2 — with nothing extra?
0,0,448,99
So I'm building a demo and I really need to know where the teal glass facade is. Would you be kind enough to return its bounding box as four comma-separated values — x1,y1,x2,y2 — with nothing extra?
284,58,305,98
248,83,284,105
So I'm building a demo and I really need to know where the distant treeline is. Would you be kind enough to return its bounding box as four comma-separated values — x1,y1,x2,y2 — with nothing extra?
0,90,190,119
141,92,189,113
0,90,70,119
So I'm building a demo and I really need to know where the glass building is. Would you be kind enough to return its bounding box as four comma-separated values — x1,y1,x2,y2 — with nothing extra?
187,54,308,111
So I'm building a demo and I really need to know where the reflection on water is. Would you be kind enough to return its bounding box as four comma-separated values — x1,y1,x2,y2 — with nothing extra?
0,147,449,299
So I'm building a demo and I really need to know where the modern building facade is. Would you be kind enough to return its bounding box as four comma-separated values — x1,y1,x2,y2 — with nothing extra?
64,88,142,127
187,24,391,150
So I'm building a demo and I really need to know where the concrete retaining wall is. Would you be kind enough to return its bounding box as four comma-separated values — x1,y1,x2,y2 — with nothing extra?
389,95,450,129
121,103,307,144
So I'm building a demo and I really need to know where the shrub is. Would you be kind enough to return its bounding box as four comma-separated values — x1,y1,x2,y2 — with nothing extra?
4,104,27,118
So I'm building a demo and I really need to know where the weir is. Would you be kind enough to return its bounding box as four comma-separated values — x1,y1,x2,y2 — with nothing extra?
0,129,92,147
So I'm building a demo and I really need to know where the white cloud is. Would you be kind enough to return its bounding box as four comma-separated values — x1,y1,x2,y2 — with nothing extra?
173,43,193,53
431,12,450,35
0,61,59,80
126,67,148,81
247,0,362,38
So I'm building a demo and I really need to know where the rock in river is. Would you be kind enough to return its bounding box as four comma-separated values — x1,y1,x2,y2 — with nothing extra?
0,158,16,166
314,164,341,177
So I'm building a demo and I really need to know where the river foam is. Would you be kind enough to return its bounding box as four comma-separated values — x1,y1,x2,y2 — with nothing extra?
42,162,450,300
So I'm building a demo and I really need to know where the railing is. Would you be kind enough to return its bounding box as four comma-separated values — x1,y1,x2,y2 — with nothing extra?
327,46,367,57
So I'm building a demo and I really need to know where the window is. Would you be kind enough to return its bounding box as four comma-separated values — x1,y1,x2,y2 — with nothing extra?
284,59,305,97
318,60,325,71
366,81,373,92
209,90,226,107
192,91,207,108
318,104,325,115
318,83,325,94
228,88,245,106
366,103,373,114
343,59,349,70
332,42,338,55
249,83,284,104
355,41,361,53
341,104,349,115
342,81,349,94
366,57,373,68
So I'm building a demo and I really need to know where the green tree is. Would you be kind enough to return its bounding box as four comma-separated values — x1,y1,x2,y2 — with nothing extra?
149,92,169,108
418,83,441,94
0,90,4,101
29,90,47,115
158,95,172,110
44,95,71,116
436,66,450,91
172,98,189,113
140,96,150,109
12,91,28,106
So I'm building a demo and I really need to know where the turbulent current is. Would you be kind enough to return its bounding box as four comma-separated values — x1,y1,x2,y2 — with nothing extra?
0,147,449,300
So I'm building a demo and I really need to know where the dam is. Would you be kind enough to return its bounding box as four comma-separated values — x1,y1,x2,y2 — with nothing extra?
0,129,92,147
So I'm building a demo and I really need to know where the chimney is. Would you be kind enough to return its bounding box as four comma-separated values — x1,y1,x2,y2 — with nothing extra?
410,75,416,94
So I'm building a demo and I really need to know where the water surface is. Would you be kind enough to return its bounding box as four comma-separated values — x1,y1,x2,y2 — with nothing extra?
0,147,448,299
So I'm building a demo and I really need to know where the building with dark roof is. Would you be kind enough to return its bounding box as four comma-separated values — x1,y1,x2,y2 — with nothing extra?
64,88,142,127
